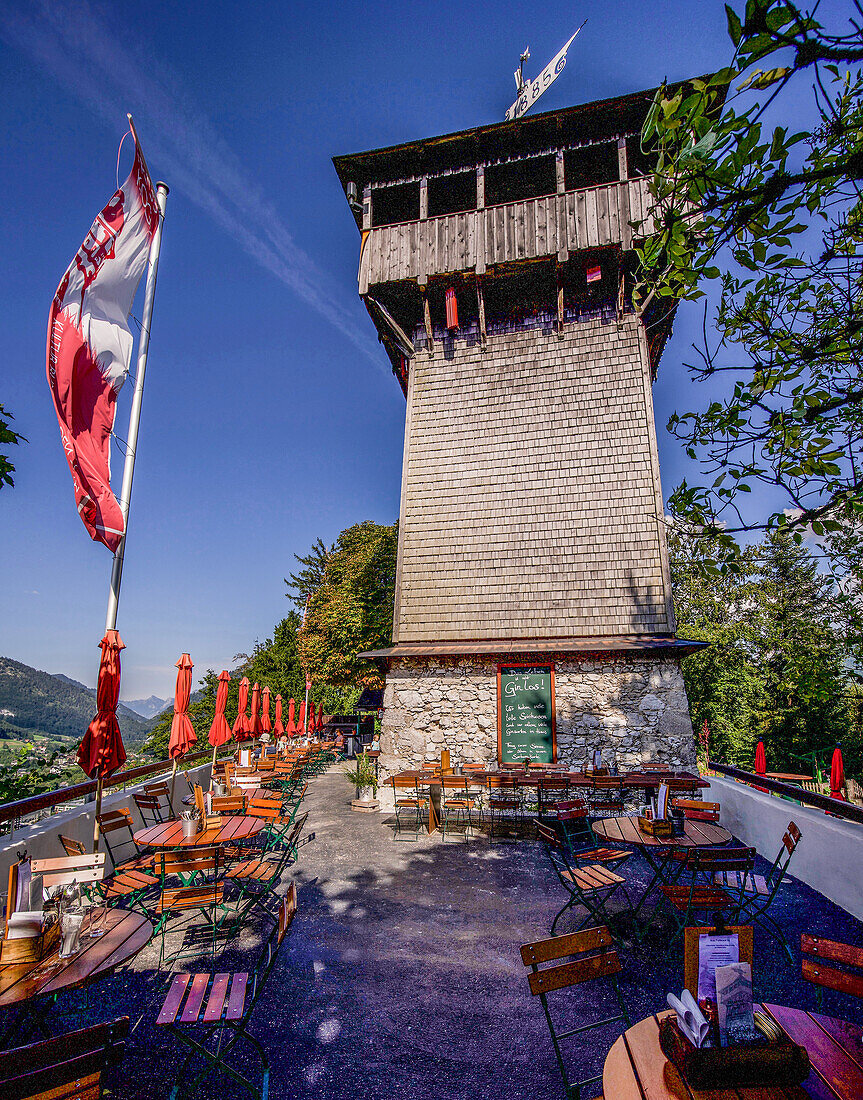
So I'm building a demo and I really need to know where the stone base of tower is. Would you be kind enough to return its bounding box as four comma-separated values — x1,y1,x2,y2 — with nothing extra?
376,652,696,807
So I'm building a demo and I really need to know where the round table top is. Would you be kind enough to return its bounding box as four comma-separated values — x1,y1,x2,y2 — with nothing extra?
134,815,265,848
0,907,152,1007
592,814,732,848
604,1005,863,1099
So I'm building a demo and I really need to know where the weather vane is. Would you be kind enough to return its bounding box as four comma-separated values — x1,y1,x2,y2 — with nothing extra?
505,21,587,122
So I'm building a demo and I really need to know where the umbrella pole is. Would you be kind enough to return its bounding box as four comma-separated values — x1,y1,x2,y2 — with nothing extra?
211,743,218,783
92,774,103,854
169,758,178,812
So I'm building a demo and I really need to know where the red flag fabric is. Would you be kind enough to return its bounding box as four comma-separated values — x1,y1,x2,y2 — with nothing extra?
46,132,159,551
77,630,127,778
168,654,196,760
232,677,250,741
297,700,306,735
286,698,297,736
261,687,272,734
830,745,846,800
754,740,766,775
273,695,284,736
208,670,232,748
249,683,262,737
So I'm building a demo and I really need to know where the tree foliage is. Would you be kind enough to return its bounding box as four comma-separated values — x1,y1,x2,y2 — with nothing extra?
0,403,24,490
638,0,863,562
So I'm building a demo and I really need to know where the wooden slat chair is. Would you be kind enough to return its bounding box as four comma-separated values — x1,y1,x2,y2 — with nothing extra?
132,792,166,828
586,776,626,819
538,823,632,940
211,794,246,815
486,774,523,840
671,798,721,823
520,927,630,1100
719,821,802,963
226,813,308,920
155,846,233,966
96,808,154,873
0,1017,129,1100
439,776,478,841
57,837,158,911
658,847,753,944
143,780,176,819
554,802,632,869
390,776,428,840
537,776,570,816
802,934,863,1011
157,885,297,1100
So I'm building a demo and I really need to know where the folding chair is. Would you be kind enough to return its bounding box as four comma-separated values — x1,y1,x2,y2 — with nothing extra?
538,823,632,939
133,792,166,827
154,846,234,966
658,847,753,944
537,776,570,816
801,933,863,1012
520,926,630,1100
57,836,158,911
586,776,626,819
554,803,631,869
157,886,297,1100
0,1017,129,1100
486,774,523,840
671,798,721,823
96,808,155,873
439,777,477,841
718,821,802,962
390,776,428,840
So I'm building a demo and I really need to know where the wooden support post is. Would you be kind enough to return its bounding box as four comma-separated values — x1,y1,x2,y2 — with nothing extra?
362,185,372,231
557,267,565,338
419,177,428,220
617,136,628,181
476,273,487,349
476,165,486,276
423,290,434,356
556,150,568,264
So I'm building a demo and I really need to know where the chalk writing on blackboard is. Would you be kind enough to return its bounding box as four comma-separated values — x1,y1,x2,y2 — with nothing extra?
498,665,555,764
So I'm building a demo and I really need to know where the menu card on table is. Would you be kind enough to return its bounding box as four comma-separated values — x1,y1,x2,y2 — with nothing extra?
716,962,757,1045
697,933,739,1002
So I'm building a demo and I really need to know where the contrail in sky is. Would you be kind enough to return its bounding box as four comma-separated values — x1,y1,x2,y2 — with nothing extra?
0,0,382,368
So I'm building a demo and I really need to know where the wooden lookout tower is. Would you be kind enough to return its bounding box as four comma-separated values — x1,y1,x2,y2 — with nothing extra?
333,85,699,778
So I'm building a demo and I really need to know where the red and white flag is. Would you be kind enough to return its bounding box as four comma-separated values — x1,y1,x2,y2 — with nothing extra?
46,133,159,551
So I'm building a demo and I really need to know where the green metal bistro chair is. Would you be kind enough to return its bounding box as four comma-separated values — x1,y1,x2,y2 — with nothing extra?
538,823,633,940
657,846,753,945
554,802,632,871
520,926,631,1100
157,884,297,1100
801,933,863,1012
154,845,235,966
390,776,428,840
439,776,477,841
486,774,524,839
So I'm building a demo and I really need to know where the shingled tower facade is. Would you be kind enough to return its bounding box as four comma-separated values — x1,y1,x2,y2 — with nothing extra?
334,87,698,779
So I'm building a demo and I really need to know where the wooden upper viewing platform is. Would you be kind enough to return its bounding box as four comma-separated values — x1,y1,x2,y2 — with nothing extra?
333,85,661,291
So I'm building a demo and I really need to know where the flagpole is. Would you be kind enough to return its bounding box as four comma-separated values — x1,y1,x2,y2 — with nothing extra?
105,178,169,631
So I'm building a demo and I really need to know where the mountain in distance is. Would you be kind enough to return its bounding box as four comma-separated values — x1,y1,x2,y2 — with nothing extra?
0,657,154,748
122,695,169,720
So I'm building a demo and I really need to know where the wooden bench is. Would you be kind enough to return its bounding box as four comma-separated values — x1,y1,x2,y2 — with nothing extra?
802,934,863,1007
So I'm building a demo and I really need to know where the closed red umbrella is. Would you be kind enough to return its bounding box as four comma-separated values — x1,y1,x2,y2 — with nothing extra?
297,699,306,736
286,697,297,737
754,740,766,775
273,694,285,736
77,630,127,851
830,745,846,801
249,682,262,743
208,670,232,773
261,687,272,734
232,676,250,741
317,701,325,733
168,653,196,804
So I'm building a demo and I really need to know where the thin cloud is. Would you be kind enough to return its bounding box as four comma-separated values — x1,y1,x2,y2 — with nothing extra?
0,0,382,368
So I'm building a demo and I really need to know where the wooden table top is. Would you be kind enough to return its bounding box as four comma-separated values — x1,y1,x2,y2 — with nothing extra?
134,815,265,848
592,815,732,848
604,1005,863,1099
0,908,152,1007
392,769,705,788
767,772,813,783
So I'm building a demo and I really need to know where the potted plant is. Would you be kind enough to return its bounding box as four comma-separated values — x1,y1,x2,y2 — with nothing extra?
344,751,378,802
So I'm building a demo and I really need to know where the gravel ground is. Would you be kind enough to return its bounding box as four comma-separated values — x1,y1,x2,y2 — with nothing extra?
14,766,863,1100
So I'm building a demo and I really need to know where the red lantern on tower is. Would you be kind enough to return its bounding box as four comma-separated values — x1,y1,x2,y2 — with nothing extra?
445,287,459,330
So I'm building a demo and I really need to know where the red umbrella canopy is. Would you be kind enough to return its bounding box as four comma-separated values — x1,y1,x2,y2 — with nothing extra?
208,670,233,748
232,676,250,741
274,695,285,736
286,697,297,736
168,654,197,760
249,682,262,737
77,630,127,778
830,745,846,800
297,700,306,735
317,701,325,732
261,687,272,733
754,740,767,775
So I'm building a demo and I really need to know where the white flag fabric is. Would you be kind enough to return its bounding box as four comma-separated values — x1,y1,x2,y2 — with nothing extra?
46,133,158,551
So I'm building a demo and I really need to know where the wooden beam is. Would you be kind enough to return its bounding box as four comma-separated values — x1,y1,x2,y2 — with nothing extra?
556,150,568,264
419,177,428,220
476,273,487,348
557,267,565,338
617,136,628,181
423,291,434,356
362,185,372,231
476,166,486,275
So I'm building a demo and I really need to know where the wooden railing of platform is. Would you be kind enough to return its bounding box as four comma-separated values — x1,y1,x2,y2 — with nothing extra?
708,761,863,826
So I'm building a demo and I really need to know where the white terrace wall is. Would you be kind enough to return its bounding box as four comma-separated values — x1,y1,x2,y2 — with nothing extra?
704,775,863,923
378,653,697,789
0,761,213,889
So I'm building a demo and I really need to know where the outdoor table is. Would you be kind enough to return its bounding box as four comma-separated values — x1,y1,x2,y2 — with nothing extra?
592,815,732,922
134,815,264,848
0,907,152,1013
604,1005,863,1099
766,772,813,785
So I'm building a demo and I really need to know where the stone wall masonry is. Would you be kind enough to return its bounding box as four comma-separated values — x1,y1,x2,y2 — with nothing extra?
377,654,697,796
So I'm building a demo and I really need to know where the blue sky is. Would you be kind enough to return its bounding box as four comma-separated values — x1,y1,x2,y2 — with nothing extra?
0,0,824,698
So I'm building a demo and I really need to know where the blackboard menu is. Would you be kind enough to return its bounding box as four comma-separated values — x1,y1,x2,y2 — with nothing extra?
497,665,556,764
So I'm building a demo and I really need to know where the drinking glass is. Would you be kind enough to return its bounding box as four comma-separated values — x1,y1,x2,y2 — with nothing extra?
86,893,106,938
59,907,85,958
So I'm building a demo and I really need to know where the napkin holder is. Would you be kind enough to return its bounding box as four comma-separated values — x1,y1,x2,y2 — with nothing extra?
1,862,61,964
658,1015,809,1088
638,815,675,838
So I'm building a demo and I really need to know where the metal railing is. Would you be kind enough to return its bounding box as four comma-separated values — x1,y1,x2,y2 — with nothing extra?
708,761,863,826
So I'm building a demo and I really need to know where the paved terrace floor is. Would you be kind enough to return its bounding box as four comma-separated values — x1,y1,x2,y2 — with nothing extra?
35,767,863,1099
